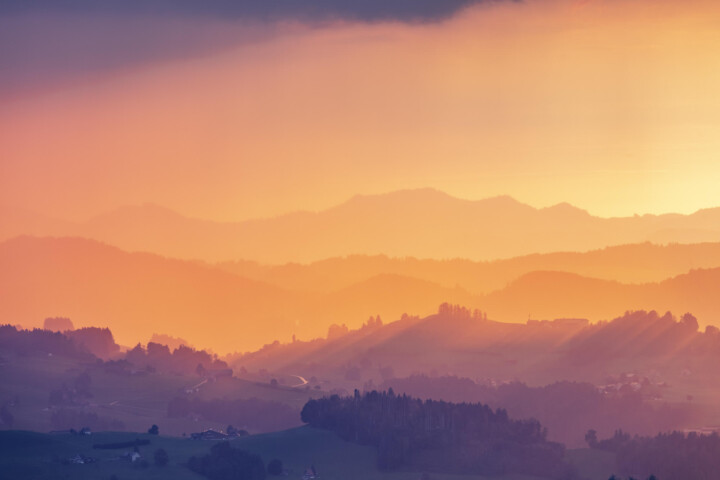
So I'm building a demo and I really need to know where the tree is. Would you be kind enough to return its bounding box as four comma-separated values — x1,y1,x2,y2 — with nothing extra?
681,312,699,331
267,459,283,475
585,429,598,448
148,424,159,435
188,442,266,480
44,317,74,332
154,448,169,466
301,390,568,477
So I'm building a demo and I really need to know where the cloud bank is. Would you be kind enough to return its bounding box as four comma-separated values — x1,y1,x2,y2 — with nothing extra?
1,1,519,95
1,0,514,23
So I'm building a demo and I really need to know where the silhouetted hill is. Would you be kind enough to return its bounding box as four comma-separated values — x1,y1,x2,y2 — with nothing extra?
230,307,720,389
301,390,576,478
5,236,720,354
0,237,484,352
3,189,720,262
481,268,720,325
0,236,301,353
316,273,479,325
0,326,317,436
217,242,720,294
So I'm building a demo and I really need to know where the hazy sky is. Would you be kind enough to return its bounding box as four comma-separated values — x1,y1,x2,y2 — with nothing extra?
2,0,720,222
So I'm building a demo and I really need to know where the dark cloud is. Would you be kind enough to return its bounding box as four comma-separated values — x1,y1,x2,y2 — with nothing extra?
0,14,275,95
1,0,514,24
0,1,518,96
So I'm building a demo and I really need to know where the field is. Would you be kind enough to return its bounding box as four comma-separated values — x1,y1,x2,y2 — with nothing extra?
1,352,620,480
0,353,320,436
0,427,616,480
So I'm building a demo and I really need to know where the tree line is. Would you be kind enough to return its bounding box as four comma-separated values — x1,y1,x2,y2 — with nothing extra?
589,429,720,479
301,389,578,479
382,375,693,446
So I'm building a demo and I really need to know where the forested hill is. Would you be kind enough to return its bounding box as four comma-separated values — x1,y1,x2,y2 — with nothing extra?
301,389,579,479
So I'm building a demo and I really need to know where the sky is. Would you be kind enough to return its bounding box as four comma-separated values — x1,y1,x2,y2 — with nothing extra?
2,0,720,222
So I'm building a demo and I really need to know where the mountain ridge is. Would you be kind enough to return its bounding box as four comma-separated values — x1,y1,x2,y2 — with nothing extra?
3,189,720,262
3,235,720,355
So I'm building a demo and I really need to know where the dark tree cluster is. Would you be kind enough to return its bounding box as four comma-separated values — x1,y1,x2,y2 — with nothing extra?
301,390,577,479
43,317,74,332
437,303,487,321
65,327,120,359
382,376,692,446
167,396,300,432
188,441,266,480
125,342,229,375
590,429,720,480
0,325,94,360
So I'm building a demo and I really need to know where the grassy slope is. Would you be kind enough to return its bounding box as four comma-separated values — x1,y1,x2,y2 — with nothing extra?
0,427,616,480
565,448,617,480
0,353,319,436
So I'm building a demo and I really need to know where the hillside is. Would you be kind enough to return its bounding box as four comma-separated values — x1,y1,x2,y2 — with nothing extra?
3,189,720,262
0,236,303,352
0,342,316,437
217,241,720,295
481,268,720,326
0,427,614,480
230,308,720,391
0,236,483,352
4,236,720,354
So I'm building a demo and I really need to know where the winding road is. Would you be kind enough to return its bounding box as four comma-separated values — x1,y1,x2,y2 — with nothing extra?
289,375,308,388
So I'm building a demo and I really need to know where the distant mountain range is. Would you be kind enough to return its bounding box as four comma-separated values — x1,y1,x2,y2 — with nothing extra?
3,236,720,353
2,189,720,262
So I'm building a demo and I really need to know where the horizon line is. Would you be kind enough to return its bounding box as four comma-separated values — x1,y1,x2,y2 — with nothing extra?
5,187,720,225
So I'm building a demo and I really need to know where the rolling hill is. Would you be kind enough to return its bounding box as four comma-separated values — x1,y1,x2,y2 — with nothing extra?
0,427,614,480
216,241,720,295
3,188,720,262
3,235,720,354
0,236,483,352
0,236,303,352
481,268,720,325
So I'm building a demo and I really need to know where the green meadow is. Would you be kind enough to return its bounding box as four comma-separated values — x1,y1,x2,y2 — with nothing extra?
0,427,615,480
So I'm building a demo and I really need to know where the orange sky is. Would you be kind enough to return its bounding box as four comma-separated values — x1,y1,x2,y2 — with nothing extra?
2,0,720,222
